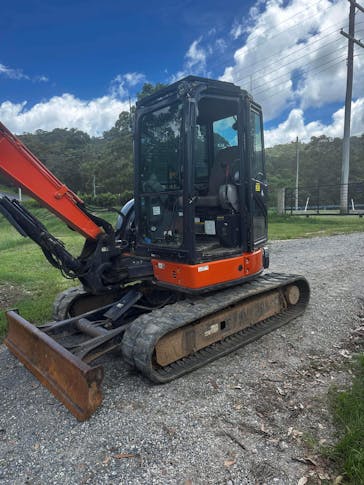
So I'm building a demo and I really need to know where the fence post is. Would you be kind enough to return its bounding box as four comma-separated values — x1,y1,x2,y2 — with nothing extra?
277,188,285,215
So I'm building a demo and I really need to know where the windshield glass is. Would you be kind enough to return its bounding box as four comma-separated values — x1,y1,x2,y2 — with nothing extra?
139,103,183,193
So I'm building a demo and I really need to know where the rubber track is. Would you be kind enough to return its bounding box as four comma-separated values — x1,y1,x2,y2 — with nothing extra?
121,273,310,383
52,286,86,320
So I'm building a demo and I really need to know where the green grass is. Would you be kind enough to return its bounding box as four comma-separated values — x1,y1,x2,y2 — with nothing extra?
326,355,364,484
1,209,363,337
268,214,364,240
0,183,18,195
0,208,101,336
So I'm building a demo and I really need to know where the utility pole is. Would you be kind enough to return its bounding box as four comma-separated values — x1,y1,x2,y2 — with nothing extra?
295,136,300,211
339,0,364,213
92,174,96,197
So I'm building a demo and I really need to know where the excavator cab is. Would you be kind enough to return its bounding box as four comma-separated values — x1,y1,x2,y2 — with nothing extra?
134,76,268,291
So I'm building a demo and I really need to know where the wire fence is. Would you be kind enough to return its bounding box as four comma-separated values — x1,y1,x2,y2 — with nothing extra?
284,182,364,215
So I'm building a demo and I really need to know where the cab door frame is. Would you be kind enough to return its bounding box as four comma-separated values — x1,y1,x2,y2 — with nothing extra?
246,100,268,250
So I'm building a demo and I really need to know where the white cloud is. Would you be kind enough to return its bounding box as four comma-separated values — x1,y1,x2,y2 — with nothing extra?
170,38,208,82
110,71,146,98
220,0,364,122
0,63,29,80
123,72,145,86
215,38,227,53
0,71,146,136
186,38,207,70
0,94,130,136
264,97,364,146
0,70,144,136
0,62,48,83
230,23,244,40
33,75,49,83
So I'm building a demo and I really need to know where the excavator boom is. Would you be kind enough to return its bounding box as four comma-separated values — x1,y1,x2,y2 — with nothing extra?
0,121,103,239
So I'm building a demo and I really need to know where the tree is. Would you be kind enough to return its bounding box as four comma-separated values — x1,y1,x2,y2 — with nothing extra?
137,82,168,101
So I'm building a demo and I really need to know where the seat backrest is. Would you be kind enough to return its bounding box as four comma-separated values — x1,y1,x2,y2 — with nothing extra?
208,146,239,195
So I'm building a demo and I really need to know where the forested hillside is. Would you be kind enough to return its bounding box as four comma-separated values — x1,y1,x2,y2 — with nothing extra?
16,111,134,206
266,135,364,205
1,83,363,208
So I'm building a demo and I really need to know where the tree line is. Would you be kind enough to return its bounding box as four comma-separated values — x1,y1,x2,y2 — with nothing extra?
265,135,364,206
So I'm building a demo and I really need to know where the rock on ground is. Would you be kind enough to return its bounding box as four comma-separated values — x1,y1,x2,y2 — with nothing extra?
0,233,363,484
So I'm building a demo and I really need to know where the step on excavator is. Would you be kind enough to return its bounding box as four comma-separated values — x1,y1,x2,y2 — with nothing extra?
0,76,310,420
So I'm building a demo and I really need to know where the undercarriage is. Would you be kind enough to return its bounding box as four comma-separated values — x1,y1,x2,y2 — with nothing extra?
5,273,309,420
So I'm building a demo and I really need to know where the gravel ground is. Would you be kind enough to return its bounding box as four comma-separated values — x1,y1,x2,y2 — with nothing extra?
1,233,363,484
0,284,30,310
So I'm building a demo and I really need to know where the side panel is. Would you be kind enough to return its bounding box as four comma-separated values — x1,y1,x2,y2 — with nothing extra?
151,248,263,290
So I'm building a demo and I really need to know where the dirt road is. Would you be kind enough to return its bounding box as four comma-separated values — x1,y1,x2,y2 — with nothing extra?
1,233,363,484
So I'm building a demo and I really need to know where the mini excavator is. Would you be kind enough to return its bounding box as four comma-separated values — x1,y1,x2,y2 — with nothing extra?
0,76,309,420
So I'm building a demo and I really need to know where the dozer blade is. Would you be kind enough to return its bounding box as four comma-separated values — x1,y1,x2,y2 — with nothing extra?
4,311,103,421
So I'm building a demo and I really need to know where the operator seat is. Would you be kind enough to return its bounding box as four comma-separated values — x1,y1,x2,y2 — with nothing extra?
195,146,240,208
208,146,239,194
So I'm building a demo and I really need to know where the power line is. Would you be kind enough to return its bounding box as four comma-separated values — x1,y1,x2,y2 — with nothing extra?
234,0,326,47
235,39,345,91
242,22,364,83
212,20,347,78
234,19,364,86
254,54,351,102
208,4,350,74
249,45,347,94
255,55,348,100
251,50,349,97
256,50,364,102
207,4,364,81
232,21,355,83
231,24,364,99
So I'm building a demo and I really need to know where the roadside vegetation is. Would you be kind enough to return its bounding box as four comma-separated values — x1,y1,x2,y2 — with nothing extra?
0,207,117,336
268,213,364,239
0,183,17,194
326,355,364,484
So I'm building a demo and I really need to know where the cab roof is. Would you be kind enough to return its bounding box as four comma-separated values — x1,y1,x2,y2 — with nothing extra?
136,76,247,108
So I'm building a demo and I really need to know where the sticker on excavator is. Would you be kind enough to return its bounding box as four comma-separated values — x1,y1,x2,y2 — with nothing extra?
4,311,103,421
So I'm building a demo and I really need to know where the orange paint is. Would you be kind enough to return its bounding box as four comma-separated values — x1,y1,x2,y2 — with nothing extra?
152,249,263,290
0,122,103,240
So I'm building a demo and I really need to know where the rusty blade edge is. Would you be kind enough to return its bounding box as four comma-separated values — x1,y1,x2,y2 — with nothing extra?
4,310,104,421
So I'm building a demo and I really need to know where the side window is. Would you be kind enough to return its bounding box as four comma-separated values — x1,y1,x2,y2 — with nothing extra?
140,103,183,192
251,111,264,179
213,116,238,155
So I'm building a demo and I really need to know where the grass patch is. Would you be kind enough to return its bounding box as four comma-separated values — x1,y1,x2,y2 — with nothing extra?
0,208,111,337
269,214,364,240
0,183,17,194
326,355,364,484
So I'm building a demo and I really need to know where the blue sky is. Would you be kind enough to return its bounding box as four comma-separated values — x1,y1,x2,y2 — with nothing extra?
1,0,363,145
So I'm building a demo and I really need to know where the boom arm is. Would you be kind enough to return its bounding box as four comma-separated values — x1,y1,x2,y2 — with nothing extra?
0,122,125,293
0,121,103,240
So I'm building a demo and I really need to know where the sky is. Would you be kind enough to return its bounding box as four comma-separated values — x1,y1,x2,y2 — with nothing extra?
0,0,363,147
